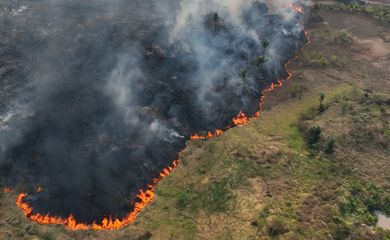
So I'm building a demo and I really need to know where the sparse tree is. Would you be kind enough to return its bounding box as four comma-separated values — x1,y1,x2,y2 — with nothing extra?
256,55,268,68
325,137,336,154
262,40,269,55
240,69,247,79
319,93,326,113
213,12,219,31
307,126,322,146
312,3,320,17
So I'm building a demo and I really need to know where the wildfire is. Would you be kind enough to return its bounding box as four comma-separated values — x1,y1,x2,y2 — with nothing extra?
190,129,223,140
284,2,304,14
190,32,311,136
232,111,250,126
16,160,179,230
4,187,12,193
190,111,250,141
15,30,312,232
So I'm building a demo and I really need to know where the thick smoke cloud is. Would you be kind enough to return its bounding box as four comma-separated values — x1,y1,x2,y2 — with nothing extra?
0,0,307,224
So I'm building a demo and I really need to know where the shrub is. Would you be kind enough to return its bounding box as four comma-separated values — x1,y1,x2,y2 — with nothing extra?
291,85,307,100
297,51,348,68
200,179,233,213
328,3,390,24
256,55,268,67
240,69,247,79
266,217,289,236
307,126,322,146
325,137,336,154
176,190,192,210
332,30,353,46
384,128,390,140
319,93,326,113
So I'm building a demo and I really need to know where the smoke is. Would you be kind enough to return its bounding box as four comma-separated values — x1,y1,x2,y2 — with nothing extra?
0,0,307,224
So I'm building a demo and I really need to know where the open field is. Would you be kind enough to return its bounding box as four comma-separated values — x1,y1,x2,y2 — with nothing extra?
1,2,390,240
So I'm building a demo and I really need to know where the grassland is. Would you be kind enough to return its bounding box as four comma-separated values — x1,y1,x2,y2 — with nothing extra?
1,2,390,240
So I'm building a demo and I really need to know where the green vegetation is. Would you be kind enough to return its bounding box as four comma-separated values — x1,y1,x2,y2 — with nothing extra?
319,93,326,113
239,69,247,79
328,3,390,24
2,13,390,239
325,136,336,154
38,233,55,240
256,55,268,67
307,126,322,146
297,51,348,67
312,29,353,46
173,179,234,213
266,217,289,236
385,127,390,140
199,179,234,213
290,84,307,100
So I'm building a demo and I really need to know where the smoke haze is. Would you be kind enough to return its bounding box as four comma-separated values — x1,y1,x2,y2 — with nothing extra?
0,0,307,224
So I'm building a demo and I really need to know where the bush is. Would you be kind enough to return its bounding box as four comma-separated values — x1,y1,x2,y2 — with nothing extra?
325,137,336,154
333,224,350,240
176,190,192,210
338,181,390,227
384,128,390,140
319,93,326,113
307,126,322,146
266,217,289,236
328,3,390,24
333,31,353,45
200,179,233,213
314,29,353,46
297,51,348,68
291,85,307,100
240,69,247,79
256,55,268,67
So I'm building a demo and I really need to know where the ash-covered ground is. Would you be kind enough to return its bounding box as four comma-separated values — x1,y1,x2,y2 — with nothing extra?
0,0,307,224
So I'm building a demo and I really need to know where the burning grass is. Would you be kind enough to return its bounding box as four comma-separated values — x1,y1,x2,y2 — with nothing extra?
1,6,390,239
2,66,390,240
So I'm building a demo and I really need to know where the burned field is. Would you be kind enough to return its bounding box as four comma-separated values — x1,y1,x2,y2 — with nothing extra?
0,0,307,228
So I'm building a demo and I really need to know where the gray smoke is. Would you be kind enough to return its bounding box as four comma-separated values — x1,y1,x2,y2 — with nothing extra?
0,0,307,224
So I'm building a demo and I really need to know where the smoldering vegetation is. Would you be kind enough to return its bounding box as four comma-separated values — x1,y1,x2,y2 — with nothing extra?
0,0,307,224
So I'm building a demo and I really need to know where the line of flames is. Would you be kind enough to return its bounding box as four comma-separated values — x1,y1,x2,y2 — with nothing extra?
13,10,311,231
16,160,179,230
191,30,311,140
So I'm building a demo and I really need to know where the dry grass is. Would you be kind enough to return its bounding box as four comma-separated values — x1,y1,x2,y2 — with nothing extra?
1,4,390,240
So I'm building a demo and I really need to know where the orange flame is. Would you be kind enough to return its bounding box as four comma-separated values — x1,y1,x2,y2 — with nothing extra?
257,31,311,116
232,111,250,126
285,2,304,14
16,160,179,230
15,30,311,232
190,129,223,140
190,111,250,140
4,187,12,193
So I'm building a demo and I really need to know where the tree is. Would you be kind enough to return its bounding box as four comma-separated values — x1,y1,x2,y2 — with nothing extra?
307,126,322,146
256,55,268,68
325,137,336,154
319,93,326,113
240,69,247,79
262,40,269,55
213,12,219,31
312,3,320,17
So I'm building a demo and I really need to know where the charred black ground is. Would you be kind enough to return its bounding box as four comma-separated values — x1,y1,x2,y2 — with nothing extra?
0,0,306,224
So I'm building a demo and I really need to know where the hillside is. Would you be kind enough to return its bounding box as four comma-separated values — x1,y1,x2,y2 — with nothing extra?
1,2,390,240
